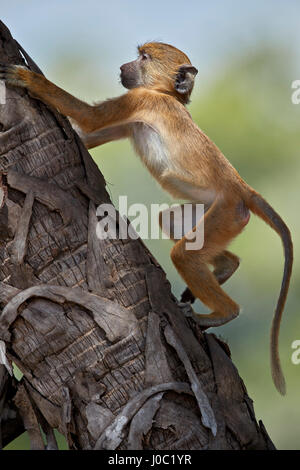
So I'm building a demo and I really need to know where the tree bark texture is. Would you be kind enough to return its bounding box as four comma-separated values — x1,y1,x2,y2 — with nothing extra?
0,21,275,450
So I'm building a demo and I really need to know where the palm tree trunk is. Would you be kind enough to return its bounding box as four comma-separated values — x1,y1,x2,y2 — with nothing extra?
0,20,275,450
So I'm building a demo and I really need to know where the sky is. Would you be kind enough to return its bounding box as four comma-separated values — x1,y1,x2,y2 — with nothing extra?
1,0,300,94
1,0,300,450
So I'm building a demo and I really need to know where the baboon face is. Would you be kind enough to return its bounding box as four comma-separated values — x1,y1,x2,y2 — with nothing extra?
120,54,146,89
120,42,198,102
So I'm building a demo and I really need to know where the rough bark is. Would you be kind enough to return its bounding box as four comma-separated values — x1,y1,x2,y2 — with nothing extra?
0,20,275,450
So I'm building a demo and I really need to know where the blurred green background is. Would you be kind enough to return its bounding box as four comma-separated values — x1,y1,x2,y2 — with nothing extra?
2,0,300,450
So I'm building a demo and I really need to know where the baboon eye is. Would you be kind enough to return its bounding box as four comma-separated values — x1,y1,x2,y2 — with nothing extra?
141,53,150,61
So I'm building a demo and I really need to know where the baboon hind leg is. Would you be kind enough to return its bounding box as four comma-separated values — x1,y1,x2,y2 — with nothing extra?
171,198,245,327
181,250,240,303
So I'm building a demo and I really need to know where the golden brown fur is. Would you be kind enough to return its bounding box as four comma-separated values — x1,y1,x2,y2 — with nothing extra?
0,41,293,395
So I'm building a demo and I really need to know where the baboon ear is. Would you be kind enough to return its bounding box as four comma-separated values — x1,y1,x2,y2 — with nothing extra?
175,64,198,95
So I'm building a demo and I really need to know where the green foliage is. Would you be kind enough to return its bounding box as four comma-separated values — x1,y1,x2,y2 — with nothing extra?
92,45,300,449
7,45,300,450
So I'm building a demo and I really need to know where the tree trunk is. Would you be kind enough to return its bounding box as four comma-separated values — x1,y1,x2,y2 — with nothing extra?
0,20,275,450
